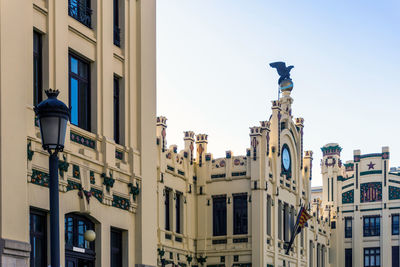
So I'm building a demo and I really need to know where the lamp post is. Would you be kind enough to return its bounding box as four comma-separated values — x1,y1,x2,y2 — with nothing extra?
34,89,70,267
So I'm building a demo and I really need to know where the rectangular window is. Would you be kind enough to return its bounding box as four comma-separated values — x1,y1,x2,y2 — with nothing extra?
30,209,47,267
345,248,352,267
392,214,399,235
363,216,380,237
113,0,121,46
364,247,380,267
110,228,122,267
393,246,399,267
213,195,227,236
345,217,352,238
68,0,92,28
176,192,182,234
266,195,271,236
33,31,42,106
283,203,289,242
113,76,120,144
69,53,90,131
310,241,313,267
165,188,171,231
278,201,282,240
233,194,248,235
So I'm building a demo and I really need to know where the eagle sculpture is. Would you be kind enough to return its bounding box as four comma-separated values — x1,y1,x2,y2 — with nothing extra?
269,61,294,85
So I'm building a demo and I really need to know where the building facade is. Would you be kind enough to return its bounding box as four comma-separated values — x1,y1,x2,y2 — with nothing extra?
0,0,156,266
320,144,400,267
156,87,330,266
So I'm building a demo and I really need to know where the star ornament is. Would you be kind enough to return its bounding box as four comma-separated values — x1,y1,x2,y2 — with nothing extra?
367,161,376,170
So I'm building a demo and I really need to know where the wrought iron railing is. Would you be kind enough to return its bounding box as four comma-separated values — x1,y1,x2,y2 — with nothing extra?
114,27,121,47
68,0,92,28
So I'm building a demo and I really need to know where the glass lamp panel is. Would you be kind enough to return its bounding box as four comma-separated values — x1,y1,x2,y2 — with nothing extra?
39,117,60,149
58,117,68,147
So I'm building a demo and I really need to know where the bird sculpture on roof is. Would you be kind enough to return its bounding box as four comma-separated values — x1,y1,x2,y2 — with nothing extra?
269,61,294,85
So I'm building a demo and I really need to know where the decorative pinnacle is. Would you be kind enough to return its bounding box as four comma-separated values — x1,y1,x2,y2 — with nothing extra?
45,88,60,98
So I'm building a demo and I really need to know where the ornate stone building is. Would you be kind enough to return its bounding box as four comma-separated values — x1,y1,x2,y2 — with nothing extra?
156,87,330,266
0,0,156,266
320,144,400,267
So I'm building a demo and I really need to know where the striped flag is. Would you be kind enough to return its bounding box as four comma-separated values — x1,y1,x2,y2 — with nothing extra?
285,206,312,255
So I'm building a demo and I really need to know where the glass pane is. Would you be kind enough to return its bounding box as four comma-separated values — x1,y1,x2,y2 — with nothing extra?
40,117,60,149
78,61,88,78
78,220,85,248
70,78,79,125
365,255,369,266
376,255,380,265
71,57,78,74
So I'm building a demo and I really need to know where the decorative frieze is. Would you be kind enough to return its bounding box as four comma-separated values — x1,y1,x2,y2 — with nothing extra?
70,132,96,149
102,172,115,192
67,180,82,191
90,171,95,184
91,188,103,203
112,194,130,210
31,169,49,187
72,164,80,179
58,155,69,178
115,150,123,160
360,182,382,203
27,142,34,161
389,186,400,200
128,182,140,201
342,190,354,204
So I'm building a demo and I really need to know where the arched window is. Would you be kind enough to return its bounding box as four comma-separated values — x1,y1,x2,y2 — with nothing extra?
65,213,96,266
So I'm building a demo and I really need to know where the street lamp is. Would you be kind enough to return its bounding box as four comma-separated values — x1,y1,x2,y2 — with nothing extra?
34,89,70,267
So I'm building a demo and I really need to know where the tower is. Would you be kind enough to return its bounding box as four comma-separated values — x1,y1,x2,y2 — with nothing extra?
320,143,342,215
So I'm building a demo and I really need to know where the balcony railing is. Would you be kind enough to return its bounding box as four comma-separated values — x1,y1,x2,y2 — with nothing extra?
114,27,121,47
69,0,92,28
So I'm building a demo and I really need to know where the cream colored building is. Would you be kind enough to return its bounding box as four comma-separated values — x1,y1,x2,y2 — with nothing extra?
156,87,330,267
0,0,156,266
320,144,400,267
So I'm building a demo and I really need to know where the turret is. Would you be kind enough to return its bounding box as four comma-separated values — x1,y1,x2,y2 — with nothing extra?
184,131,195,165
156,116,167,152
320,143,342,211
195,134,208,167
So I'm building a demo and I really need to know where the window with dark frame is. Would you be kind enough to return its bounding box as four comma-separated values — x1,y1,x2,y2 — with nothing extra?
113,76,120,144
212,195,227,236
345,248,352,267
392,214,399,235
176,192,182,234
69,53,91,131
68,0,92,28
364,247,380,267
30,209,47,267
33,31,43,106
233,194,248,235
110,228,123,267
64,213,95,251
266,195,271,236
393,246,399,267
283,203,289,242
278,200,282,240
113,0,121,47
363,216,380,237
165,188,171,231
345,217,352,238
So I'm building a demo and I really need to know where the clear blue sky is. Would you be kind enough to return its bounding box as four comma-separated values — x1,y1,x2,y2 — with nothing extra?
156,0,400,186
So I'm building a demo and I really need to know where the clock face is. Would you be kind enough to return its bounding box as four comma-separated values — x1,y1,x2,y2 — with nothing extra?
282,147,291,171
